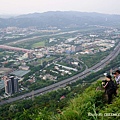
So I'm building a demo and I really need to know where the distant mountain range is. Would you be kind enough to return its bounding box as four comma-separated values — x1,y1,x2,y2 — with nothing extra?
0,11,120,29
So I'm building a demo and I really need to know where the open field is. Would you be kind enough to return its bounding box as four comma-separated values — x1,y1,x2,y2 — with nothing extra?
32,41,45,48
0,52,3,55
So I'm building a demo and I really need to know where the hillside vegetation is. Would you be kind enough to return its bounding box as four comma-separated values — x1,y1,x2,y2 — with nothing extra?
1,76,120,120
34,81,120,120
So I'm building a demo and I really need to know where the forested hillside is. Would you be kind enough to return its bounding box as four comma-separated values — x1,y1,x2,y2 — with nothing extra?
54,81,120,120
1,11,120,28
11,80,120,120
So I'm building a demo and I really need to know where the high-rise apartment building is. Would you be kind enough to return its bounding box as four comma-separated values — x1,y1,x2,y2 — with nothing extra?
4,76,19,95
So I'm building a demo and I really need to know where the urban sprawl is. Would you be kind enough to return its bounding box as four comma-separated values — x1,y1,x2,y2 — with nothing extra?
0,26,120,99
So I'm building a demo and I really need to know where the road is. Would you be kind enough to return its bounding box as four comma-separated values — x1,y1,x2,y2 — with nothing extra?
0,42,120,106
6,30,78,45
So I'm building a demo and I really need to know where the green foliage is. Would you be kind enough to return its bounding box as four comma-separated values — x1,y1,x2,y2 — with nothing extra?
79,51,110,68
55,83,120,120
99,91,120,120
32,41,45,48
55,81,103,120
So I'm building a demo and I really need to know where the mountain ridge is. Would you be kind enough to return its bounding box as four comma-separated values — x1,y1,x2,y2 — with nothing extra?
0,11,120,29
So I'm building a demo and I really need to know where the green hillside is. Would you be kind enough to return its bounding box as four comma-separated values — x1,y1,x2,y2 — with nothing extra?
54,81,120,120
33,81,120,120
1,77,120,120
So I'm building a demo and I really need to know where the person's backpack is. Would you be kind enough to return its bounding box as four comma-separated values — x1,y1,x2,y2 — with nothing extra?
107,81,116,94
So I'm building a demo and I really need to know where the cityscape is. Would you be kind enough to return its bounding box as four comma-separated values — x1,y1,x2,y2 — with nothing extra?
0,1,120,119
0,25,119,99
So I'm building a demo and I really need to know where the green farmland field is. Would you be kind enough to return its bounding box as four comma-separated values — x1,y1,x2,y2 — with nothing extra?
32,41,45,48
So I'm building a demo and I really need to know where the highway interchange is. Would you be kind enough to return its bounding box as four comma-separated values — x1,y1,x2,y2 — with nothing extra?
0,41,120,106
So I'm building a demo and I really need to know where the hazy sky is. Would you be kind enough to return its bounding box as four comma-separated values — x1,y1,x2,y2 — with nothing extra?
0,0,120,15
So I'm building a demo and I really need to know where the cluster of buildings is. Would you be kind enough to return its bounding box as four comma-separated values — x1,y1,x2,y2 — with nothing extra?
0,27,59,42
40,62,78,81
0,66,30,97
34,43,76,57
33,37,116,57
0,27,37,40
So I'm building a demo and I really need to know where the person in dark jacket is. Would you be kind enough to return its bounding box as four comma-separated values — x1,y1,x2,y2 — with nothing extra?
103,75,116,104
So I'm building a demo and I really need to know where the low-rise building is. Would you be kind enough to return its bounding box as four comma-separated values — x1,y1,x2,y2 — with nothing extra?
19,66,29,70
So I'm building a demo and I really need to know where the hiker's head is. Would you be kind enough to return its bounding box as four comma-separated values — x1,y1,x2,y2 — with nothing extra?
115,70,120,76
112,71,116,77
106,75,112,81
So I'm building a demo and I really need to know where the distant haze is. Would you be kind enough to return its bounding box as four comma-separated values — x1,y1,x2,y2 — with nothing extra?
0,0,120,15
0,11,120,29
